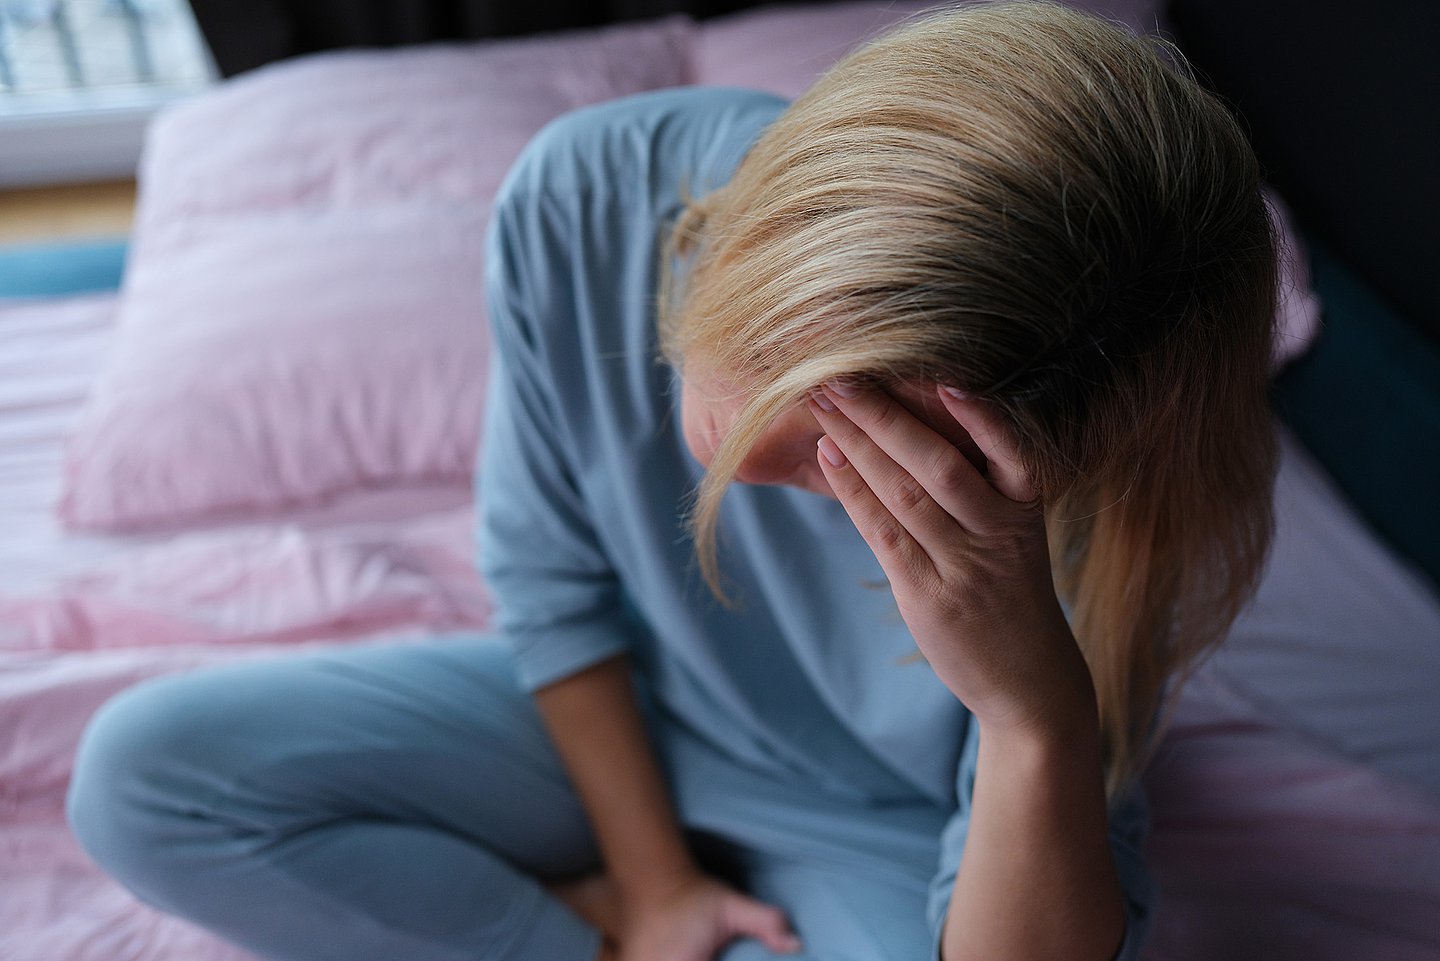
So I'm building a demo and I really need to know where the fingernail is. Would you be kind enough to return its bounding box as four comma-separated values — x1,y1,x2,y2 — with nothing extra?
817,435,846,468
826,379,859,398
810,389,836,412
940,385,970,401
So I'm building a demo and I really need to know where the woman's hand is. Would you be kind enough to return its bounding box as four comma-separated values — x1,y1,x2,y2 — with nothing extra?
550,870,803,961
808,382,1095,735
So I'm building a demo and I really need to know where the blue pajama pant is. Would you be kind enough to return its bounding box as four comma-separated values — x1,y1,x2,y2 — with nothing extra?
67,636,947,961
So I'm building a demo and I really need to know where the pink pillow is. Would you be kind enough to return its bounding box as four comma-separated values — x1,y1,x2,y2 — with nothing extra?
694,0,935,98
60,20,693,531
1267,190,1323,365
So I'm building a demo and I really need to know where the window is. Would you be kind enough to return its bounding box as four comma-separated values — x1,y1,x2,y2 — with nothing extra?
0,0,216,186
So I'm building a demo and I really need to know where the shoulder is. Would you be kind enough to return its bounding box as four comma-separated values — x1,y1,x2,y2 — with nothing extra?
494,87,790,213
482,89,789,405
485,87,789,339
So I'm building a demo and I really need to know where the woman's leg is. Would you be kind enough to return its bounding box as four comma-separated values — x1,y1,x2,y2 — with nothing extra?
659,724,943,961
67,636,603,961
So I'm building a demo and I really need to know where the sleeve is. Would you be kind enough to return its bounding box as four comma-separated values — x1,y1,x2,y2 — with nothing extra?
474,143,632,693
924,718,1156,961
474,89,793,693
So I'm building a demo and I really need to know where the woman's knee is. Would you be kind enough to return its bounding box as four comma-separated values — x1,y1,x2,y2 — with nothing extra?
67,668,244,885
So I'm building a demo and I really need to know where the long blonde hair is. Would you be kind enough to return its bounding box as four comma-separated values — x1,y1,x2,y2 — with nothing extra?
660,1,1278,798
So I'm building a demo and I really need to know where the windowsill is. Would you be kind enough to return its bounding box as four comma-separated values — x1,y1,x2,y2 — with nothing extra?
0,81,212,188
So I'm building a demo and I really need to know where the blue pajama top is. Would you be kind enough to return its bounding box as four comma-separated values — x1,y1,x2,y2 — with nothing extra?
478,86,1152,959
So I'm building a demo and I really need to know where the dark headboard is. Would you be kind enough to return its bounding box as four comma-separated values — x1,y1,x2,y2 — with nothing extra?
189,0,816,77
1167,0,1440,588
1166,0,1440,334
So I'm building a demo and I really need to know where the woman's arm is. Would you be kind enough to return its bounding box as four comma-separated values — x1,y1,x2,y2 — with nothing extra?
533,655,803,961
533,656,698,905
810,382,1129,961
941,700,1124,961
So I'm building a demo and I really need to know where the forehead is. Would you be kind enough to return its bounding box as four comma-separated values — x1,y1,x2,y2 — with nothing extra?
687,362,948,417
885,379,948,416
881,380,976,449
690,364,970,448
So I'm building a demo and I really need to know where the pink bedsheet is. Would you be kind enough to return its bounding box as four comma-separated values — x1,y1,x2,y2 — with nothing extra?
3,294,1438,960
1145,672,1440,961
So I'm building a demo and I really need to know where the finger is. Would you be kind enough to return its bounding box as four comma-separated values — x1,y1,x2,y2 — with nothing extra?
725,897,803,954
814,428,937,585
936,386,1037,503
814,386,996,536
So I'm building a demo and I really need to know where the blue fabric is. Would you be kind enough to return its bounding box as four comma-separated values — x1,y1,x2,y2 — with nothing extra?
0,237,127,297
68,639,610,961
478,87,1153,958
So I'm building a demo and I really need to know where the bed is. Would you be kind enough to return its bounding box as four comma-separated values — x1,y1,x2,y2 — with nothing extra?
2,2,1437,959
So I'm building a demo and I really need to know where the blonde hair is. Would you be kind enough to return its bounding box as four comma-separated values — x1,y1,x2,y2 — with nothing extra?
660,1,1278,798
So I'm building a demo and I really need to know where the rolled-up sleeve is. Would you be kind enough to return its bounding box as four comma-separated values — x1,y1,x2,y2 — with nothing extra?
925,717,1155,961
475,159,631,693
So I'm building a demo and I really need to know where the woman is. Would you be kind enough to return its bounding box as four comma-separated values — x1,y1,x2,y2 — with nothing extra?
67,4,1277,960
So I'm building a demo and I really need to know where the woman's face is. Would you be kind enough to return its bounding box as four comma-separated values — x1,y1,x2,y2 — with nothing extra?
680,366,984,498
